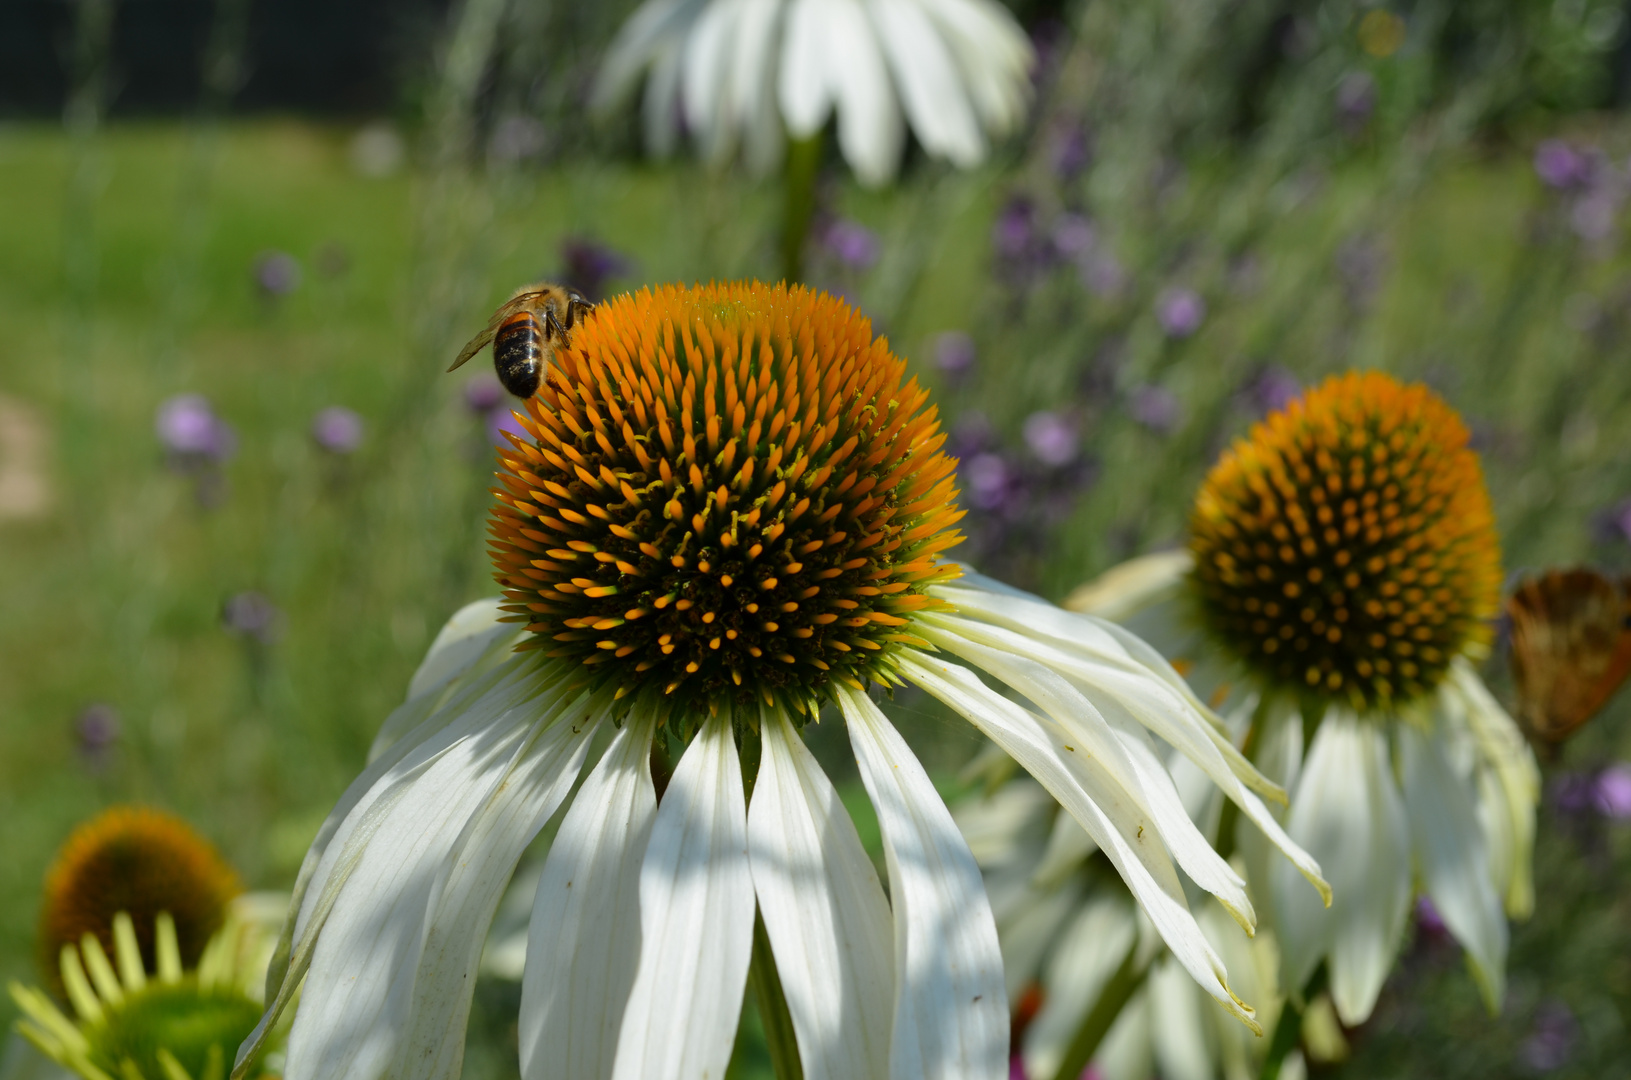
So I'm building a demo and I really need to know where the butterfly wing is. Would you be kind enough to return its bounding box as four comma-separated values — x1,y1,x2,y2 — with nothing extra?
1508,569,1631,744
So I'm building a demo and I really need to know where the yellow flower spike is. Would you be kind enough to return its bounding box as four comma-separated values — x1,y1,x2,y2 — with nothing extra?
1189,371,1500,710
78,934,124,1006
112,914,147,993
155,913,182,984
60,944,105,1024
13,913,275,1080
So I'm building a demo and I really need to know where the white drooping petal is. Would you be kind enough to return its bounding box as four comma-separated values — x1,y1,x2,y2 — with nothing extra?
748,707,894,1080
241,659,562,1073
397,704,604,1080
1060,550,1193,624
1149,955,1216,1080
520,708,659,1080
869,0,984,166
728,0,785,174
918,620,1256,929
1020,893,1138,1080
837,684,1009,1079
611,711,754,1080
643,41,687,157
896,651,1257,1031
817,0,903,185
1397,721,1508,1011
778,0,834,134
936,593,1329,905
682,0,742,160
593,0,707,114
275,678,586,1080
1272,711,1410,1025
915,0,1032,133
1445,659,1539,917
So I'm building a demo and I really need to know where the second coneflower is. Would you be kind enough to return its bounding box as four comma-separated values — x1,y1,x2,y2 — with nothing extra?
240,282,1326,1080
1067,372,1540,1026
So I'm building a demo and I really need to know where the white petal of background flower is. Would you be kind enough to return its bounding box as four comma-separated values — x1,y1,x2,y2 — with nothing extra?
280,680,584,1080
1149,955,1215,1080
521,708,659,1080
748,707,894,1080
916,0,1032,132
869,0,983,166
896,651,1256,1030
1273,712,1410,1025
1020,893,1137,1079
611,710,755,1080
918,621,1256,929
1397,722,1508,1011
398,702,604,1080
839,684,1009,1079
682,0,745,161
1446,659,1539,917
727,0,785,172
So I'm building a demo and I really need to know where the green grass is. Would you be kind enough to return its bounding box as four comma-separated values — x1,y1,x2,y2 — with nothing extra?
2,118,1631,1079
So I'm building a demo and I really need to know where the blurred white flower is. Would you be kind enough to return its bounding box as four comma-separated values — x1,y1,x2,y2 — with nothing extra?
593,0,1035,185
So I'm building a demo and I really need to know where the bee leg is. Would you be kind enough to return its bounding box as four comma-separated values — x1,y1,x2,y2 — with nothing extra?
545,309,569,341
564,297,593,329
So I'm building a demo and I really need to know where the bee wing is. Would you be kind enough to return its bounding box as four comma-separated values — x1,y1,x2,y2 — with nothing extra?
446,290,550,372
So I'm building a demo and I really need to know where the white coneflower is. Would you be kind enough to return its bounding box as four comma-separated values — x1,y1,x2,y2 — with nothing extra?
1060,372,1539,1029
592,0,1034,186
236,282,1325,1080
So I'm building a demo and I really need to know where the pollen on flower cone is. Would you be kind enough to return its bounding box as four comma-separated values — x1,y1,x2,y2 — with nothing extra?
1189,371,1501,709
38,807,241,995
488,281,964,713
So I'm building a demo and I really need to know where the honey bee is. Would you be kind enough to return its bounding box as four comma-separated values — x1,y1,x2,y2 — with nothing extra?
1507,567,1631,750
447,282,593,398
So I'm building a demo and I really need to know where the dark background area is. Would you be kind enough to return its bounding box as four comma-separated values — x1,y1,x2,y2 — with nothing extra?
0,0,449,116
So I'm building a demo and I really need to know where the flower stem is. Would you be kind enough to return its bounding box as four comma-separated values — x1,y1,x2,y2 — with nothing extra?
1047,938,1147,1080
749,909,804,1080
1257,966,1326,1080
780,133,823,284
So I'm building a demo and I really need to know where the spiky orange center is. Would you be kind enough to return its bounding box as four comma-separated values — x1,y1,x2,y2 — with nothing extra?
1189,372,1501,709
39,807,241,993
489,282,964,712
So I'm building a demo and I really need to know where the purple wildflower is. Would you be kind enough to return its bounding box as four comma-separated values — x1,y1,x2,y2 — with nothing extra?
963,452,1016,511
1520,1000,1578,1071
1080,253,1127,297
156,394,235,462
933,332,976,381
311,406,365,454
74,702,120,770
1414,895,1448,936
1156,287,1206,338
1245,365,1301,416
1048,123,1090,180
560,237,631,302
1336,71,1377,131
1051,214,1096,260
1023,411,1077,466
464,374,506,413
1593,763,1631,819
1534,140,1592,191
822,219,880,271
1128,385,1181,434
487,406,530,448
254,251,302,298
993,198,1037,263
222,591,282,645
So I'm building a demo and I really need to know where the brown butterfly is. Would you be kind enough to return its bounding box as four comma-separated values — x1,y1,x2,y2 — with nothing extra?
1507,568,1631,748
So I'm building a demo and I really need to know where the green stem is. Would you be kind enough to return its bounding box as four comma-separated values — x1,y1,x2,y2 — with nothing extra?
1047,939,1147,1080
1257,966,1326,1080
780,133,823,285
748,910,804,1080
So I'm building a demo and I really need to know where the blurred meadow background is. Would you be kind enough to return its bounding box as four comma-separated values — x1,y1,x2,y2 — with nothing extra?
4,0,1631,1076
